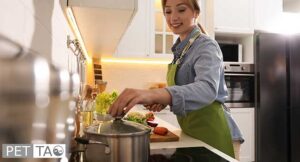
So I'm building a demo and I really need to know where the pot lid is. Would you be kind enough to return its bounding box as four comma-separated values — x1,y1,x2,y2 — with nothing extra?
84,118,151,136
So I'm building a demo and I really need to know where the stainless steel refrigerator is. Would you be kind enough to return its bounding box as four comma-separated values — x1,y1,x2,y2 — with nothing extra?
255,31,300,162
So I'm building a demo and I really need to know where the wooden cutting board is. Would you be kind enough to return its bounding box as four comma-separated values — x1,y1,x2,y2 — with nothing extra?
150,130,179,142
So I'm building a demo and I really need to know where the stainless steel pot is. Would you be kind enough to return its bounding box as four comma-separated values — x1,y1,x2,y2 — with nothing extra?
83,118,151,162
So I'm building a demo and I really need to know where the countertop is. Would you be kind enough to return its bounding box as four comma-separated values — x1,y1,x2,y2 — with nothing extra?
130,105,238,162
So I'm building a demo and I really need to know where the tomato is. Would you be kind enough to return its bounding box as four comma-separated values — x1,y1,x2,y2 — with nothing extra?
146,117,155,121
145,112,155,121
153,127,168,136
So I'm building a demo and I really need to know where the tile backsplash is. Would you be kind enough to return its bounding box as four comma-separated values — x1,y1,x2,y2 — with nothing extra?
102,62,168,93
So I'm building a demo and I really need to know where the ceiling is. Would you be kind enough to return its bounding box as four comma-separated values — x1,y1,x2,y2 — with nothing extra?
283,0,300,12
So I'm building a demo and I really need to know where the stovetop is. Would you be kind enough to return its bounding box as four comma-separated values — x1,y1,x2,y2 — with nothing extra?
150,147,229,162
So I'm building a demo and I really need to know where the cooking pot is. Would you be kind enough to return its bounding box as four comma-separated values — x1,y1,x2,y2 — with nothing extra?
82,118,151,162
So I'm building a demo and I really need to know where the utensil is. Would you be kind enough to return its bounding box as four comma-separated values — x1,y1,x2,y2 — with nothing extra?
0,35,79,161
75,137,110,154
83,118,151,162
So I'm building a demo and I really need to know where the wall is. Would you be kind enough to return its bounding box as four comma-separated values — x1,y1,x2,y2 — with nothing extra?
102,62,168,93
0,0,77,72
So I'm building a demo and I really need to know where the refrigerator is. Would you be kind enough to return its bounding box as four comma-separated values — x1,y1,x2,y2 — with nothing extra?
255,31,300,162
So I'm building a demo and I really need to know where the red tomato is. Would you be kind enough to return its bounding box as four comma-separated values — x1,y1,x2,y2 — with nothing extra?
146,117,155,121
145,112,155,121
153,127,168,136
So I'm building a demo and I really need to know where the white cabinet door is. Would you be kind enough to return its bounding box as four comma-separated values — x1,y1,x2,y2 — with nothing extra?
149,0,175,59
254,0,284,31
115,0,150,57
115,0,213,58
230,108,255,162
149,0,212,58
214,0,254,34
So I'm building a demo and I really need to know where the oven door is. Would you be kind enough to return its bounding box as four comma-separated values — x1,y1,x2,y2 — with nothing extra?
224,73,254,108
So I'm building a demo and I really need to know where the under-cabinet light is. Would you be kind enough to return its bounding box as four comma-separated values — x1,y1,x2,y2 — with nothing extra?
101,58,170,65
66,7,91,62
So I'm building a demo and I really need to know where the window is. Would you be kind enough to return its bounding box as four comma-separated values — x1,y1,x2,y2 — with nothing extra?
153,0,177,56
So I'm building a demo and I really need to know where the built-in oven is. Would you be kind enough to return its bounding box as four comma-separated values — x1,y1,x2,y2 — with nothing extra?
224,63,255,108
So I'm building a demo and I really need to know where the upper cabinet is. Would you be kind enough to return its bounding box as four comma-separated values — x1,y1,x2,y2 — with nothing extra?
115,0,174,59
254,0,282,30
214,0,254,34
214,0,254,63
115,0,212,59
67,0,138,58
115,0,150,58
150,0,211,58
151,0,175,57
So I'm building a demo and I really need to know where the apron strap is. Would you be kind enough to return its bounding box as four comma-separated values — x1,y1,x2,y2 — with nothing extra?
175,31,201,65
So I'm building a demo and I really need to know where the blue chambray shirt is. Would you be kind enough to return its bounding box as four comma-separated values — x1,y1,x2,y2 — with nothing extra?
166,26,244,142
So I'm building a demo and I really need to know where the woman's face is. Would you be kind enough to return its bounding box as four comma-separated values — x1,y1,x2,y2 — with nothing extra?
164,0,198,40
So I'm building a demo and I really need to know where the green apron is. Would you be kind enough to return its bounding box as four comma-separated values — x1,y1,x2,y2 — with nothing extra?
167,31,234,159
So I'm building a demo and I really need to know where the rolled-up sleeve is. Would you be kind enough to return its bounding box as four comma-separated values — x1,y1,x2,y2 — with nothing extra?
166,42,223,116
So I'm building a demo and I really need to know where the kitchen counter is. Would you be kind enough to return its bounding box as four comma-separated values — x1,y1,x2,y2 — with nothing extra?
130,105,238,162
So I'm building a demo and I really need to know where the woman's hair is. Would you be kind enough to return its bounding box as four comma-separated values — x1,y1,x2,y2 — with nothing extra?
161,0,208,35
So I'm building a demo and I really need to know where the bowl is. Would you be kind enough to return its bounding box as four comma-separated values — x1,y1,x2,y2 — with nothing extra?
147,120,158,127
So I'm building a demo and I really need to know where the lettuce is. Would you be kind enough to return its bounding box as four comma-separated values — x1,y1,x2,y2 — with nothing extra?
124,112,146,125
95,91,118,115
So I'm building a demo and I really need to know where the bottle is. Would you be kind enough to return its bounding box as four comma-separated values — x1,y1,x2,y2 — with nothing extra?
81,85,95,127
81,100,95,127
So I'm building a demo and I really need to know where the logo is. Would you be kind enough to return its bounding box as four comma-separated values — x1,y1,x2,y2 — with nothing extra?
2,144,66,158
53,145,64,156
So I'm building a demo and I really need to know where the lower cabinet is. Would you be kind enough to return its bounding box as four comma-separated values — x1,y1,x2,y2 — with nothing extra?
230,108,255,162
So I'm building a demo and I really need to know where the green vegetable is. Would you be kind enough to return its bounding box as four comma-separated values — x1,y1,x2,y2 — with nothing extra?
94,91,118,115
124,112,146,125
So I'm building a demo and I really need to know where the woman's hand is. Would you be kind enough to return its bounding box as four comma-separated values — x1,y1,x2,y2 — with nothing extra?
108,88,171,117
144,104,167,112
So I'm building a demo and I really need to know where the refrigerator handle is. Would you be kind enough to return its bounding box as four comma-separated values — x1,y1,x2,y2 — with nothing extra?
255,72,260,109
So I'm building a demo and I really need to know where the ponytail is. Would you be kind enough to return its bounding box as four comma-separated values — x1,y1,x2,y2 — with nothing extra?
197,23,208,35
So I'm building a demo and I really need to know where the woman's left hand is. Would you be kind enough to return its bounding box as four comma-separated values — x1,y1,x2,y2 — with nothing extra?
144,104,167,112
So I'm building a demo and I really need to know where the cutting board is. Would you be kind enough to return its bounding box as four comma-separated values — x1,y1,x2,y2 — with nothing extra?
150,130,179,142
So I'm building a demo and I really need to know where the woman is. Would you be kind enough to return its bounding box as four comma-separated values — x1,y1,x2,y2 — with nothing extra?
109,0,243,160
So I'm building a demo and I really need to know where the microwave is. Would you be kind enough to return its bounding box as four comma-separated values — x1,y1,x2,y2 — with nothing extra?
218,42,243,62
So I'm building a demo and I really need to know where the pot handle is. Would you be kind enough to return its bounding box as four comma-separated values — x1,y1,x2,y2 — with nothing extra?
75,137,111,154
